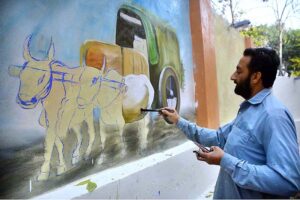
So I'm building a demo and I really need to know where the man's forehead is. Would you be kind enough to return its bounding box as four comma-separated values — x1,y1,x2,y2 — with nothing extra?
239,56,251,67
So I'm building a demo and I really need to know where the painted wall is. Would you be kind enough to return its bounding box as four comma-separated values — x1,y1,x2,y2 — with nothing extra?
0,0,195,198
213,14,244,125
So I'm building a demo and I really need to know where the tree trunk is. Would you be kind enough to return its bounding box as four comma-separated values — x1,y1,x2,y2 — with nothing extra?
229,0,235,25
279,23,284,76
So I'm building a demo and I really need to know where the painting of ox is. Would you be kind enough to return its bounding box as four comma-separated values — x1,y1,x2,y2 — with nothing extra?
0,0,195,198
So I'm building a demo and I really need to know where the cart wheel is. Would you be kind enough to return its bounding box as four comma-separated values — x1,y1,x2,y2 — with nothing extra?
158,67,180,112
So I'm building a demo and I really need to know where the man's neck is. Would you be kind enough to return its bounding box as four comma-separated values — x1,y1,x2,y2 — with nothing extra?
247,85,265,100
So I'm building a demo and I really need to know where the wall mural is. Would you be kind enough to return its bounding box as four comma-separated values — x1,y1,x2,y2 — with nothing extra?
0,0,195,198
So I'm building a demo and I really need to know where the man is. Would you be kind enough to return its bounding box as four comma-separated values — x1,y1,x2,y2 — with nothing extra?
161,48,300,198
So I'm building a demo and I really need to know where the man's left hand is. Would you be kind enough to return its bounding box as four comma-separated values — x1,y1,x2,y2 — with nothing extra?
196,146,224,165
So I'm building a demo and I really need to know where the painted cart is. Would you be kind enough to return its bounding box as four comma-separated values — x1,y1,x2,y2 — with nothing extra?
80,4,184,112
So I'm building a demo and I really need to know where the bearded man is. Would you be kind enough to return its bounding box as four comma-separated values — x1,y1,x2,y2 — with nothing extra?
161,48,300,198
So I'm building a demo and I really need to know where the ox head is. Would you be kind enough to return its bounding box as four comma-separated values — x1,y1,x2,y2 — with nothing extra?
77,66,102,109
9,36,54,109
77,57,108,109
77,57,126,109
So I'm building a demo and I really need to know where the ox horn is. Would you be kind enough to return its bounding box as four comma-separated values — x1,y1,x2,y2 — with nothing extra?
101,56,107,73
23,35,33,61
47,38,54,61
8,65,22,77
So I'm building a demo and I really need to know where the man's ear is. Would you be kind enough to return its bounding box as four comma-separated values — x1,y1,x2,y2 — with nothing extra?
251,71,262,84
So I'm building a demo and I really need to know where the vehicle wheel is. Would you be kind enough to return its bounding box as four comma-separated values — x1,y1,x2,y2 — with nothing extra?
158,67,180,112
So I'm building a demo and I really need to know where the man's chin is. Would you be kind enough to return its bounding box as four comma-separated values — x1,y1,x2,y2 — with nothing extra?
234,87,250,99
234,87,240,95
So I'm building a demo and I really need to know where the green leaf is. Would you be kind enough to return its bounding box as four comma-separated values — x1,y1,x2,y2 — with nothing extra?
76,179,91,186
75,179,97,193
87,181,97,192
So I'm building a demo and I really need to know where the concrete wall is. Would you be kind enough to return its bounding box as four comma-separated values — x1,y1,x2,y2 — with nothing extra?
214,14,244,125
273,77,300,141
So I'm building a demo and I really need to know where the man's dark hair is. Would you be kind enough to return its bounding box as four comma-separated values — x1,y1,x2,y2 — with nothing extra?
243,48,280,88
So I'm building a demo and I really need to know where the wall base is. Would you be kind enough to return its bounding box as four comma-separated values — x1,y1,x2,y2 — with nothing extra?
33,141,219,199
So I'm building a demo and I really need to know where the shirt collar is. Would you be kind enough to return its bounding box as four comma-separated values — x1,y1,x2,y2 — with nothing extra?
247,88,272,105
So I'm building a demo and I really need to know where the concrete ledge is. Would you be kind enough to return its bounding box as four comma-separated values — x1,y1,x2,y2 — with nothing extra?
33,141,219,199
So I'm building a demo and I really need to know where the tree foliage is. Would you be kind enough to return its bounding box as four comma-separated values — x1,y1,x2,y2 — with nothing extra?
211,0,300,76
242,26,300,76
283,29,300,76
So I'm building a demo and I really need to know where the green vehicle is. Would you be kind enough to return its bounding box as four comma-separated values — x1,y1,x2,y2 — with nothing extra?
116,4,184,112
81,4,184,112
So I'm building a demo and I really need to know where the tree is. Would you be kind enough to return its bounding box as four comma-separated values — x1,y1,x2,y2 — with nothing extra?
242,26,300,76
283,29,300,76
211,0,300,76
210,0,244,25
240,25,269,46
263,0,300,75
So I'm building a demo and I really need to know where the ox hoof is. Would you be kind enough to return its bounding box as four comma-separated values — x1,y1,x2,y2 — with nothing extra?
72,155,81,165
83,153,91,160
37,172,49,181
97,156,105,165
57,165,67,175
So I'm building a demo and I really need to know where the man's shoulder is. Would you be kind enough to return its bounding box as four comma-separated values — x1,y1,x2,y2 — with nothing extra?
259,94,297,137
263,93,290,117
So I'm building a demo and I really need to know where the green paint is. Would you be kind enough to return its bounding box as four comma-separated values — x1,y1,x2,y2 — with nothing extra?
76,179,97,192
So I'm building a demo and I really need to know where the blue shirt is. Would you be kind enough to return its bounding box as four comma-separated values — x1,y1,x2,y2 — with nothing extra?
177,88,300,198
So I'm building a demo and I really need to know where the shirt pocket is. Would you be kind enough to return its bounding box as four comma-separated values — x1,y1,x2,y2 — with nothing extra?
224,124,252,152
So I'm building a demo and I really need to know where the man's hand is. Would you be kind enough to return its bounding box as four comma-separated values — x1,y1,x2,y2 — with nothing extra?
195,146,224,165
160,107,180,124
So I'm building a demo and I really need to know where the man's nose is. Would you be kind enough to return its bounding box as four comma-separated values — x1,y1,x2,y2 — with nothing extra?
230,73,236,81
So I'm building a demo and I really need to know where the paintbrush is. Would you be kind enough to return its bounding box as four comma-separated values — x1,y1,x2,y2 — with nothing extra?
140,108,161,112
141,108,175,124
140,108,175,113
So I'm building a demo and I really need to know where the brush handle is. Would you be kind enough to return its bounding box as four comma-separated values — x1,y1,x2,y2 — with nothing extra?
140,108,175,113
140,108,161,112
140,108,175,124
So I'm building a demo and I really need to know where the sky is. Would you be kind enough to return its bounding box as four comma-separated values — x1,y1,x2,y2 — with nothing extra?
211,0,300,29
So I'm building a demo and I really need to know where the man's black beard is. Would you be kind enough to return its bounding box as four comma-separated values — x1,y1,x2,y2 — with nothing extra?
234,75,252,100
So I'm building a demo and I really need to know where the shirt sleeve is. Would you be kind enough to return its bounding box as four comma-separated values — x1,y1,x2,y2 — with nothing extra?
220,113,300,196
176,117,233,148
